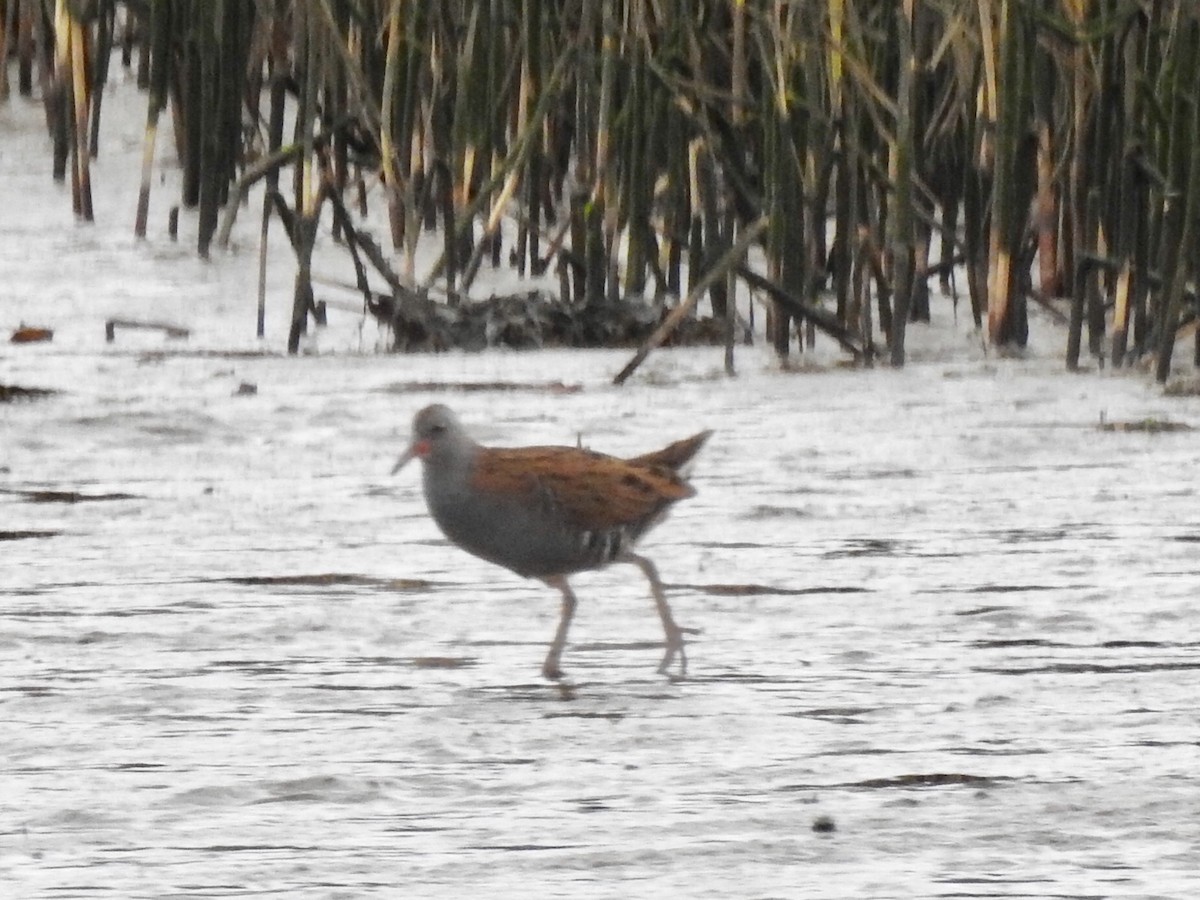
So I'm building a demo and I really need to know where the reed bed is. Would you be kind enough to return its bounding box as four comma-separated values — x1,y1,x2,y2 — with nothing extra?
5,0,1199,379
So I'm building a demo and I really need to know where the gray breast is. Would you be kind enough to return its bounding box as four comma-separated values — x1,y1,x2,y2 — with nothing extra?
424,469,627,578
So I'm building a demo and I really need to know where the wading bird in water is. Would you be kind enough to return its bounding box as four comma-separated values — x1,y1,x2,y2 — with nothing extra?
393,404,711,679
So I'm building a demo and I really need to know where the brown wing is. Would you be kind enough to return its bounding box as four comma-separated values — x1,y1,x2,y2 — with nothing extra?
471,446,694,531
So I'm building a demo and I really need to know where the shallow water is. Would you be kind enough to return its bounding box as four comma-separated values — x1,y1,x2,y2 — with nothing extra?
3,345,1199,898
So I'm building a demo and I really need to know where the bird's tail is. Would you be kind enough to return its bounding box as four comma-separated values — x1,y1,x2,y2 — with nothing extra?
630,429,713,474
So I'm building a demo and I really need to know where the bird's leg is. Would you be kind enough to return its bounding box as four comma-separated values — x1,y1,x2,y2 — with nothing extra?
621,551,697,676
541,575,578,680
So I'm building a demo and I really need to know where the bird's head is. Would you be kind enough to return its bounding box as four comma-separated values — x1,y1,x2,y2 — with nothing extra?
391,404,471,474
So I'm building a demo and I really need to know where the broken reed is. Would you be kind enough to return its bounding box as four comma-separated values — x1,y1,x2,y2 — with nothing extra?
14,0,1200,378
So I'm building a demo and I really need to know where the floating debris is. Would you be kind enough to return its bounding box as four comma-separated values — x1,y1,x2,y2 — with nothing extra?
678,583,870,597
0,384,59,403
408,657,474,669
10,326,54,343
1098,416,1192,433
105,318,190,342
812,815,837,834
0,530,62,541
222,573,434,591
786,773,1008,792
382,379,582,395
0,488,137,503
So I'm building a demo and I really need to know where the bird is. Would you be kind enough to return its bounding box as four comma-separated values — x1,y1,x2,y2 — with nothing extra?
392,404,711,680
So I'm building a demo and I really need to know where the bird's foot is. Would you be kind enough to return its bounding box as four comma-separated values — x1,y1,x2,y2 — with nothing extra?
657,623,696,677
542,657,566,681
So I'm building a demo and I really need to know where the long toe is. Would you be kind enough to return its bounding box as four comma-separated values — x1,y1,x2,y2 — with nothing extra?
657,627,688,676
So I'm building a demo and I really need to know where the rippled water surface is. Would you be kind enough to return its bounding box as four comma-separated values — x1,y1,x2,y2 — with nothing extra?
3,344,1199,898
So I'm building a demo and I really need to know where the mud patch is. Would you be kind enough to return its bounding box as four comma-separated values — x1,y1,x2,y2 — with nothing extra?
970,638,1063,649
679,582,870,597
787,773,1010,791
1,488,138,503
964,583,1063,594
0,383,59,402
221,573,435,591
0,529,62,540
954,605,1016,617
824,537,911,558
743,504,812,520
790,706,879,724
408,656,475,669
1098,417,1192,433
979,661,1200,675
382,379,582,394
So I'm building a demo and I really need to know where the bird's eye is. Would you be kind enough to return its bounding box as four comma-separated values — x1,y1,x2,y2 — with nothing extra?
430,423,447,435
